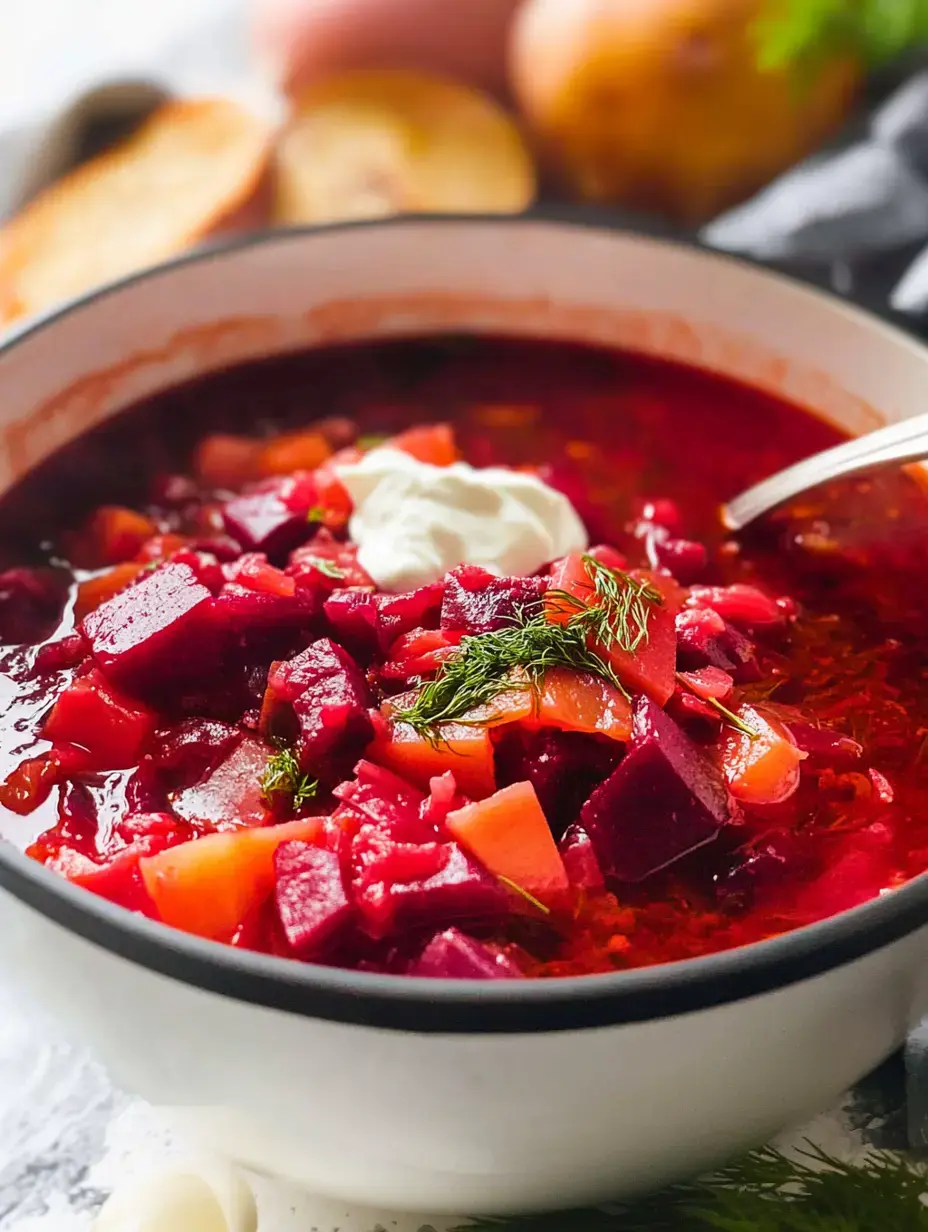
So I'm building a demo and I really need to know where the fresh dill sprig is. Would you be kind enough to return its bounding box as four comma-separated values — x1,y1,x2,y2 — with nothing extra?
675,673,760,741
260,744,318,810
304,556,345,580
395,558,662,738
498,875,552,916
456,1143,928,1231
306,505,327,524
756,0,928,74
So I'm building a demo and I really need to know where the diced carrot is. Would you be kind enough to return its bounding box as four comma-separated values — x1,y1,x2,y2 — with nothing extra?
446,781,569,902
718,706,807,806
546,556,678,705
228,554,296,597
389,423,459,467
135,533,188,563
74,561,146,619
598,572,680,707
309,450,357,530
258,429,332,477
0,754,59,815
368,718,497,800
194,433,261,489
44,668,157,770
140,816,324,941
534,667,632,742
677,666,734,703
69,506,157,568
545,552,594,624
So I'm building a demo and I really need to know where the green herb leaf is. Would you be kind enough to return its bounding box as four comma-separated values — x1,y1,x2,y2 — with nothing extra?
260,744,318,810
305,556,345,580
498,875,552,916
455,1143,928,1231
675,673,760,741
394,557,663,739
756,0,928,73
306,506,327,524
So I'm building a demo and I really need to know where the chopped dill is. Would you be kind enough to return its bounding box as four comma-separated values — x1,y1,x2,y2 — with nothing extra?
395,557,663,738
305,556,345,580
675,673,760,741
306,505,327,524
260,744,318,810
498,875,551,916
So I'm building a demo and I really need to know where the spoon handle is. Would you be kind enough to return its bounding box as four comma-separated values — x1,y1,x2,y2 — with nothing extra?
723,410,928,532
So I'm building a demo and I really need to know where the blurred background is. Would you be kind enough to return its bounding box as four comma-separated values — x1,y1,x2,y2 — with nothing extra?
1,0,928,327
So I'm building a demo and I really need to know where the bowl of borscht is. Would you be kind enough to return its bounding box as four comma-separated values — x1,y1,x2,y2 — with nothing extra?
0,216,927,1213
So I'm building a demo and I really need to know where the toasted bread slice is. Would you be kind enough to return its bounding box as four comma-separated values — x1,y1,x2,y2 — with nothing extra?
0,99,274,324
272,70,536,225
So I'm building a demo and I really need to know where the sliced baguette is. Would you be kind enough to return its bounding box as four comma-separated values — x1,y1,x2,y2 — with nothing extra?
272,70,536,225
0,99,274,324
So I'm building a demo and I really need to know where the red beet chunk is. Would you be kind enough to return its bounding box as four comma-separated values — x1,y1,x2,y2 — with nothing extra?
379,627,463,685
407,928,523,979
686,584,785,632
81,561,214,696
44,668,157,771
31,631,88,676
208,582,320,657
581,696,732,883
0,566,69,644
151,719,244,788
324,582,444,659
652,536,708,585
124,758,170,814
172,734,271,830
337,760,431,846
675,608,760,682
268,639,373,780
494,729,621,839
559,824,605,892
787,723,863,768
288,531,375,592
441,567,547,635
274,842,354,959
358,840,510,939
221,477,315,562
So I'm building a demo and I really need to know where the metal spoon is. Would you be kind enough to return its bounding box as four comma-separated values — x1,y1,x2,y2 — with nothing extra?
723,410,928,531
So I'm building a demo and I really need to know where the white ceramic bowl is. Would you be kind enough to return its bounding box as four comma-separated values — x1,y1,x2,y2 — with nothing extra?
0,216,927,1215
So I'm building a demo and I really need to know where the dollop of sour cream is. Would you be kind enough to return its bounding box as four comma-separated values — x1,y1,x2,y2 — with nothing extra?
335,448,589,591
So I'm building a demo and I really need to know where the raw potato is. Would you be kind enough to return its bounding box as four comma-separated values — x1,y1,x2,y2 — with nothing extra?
510,0,861,223
0,100,274,324
272,70,536,225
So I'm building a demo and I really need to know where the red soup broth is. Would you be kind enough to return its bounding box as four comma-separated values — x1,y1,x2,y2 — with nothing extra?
0,335,926,979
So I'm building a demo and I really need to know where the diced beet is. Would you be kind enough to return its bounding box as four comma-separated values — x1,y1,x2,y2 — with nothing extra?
274,842,354,959
324,582,444,660
675,608,760,682
151,719,244,788
31,632,88,676
637,498,682,533
287,532,375,592
677,666,734,703
0,567,69,644
207,582,320,660
336,759,431,845
407,928,523,979
124,758,170,814
494,729,621,839
172,734,272,830
665,687,724,744
787,723,863,768
441,568,547,635
357,840,510,939
581,696,731,883
652,536,708,585
167,550,225,593
686,584,785,631
56,782,98,854
81,561,214,696
268,639,373,781
720,831,819,909
43,668,157,770
221,477,315,562
559,824,605,892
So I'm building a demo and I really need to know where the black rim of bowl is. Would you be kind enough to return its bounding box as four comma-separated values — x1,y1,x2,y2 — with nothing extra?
0,207,926,1035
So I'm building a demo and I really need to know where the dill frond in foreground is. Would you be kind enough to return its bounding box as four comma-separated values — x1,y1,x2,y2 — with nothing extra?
456,1144,928,1231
